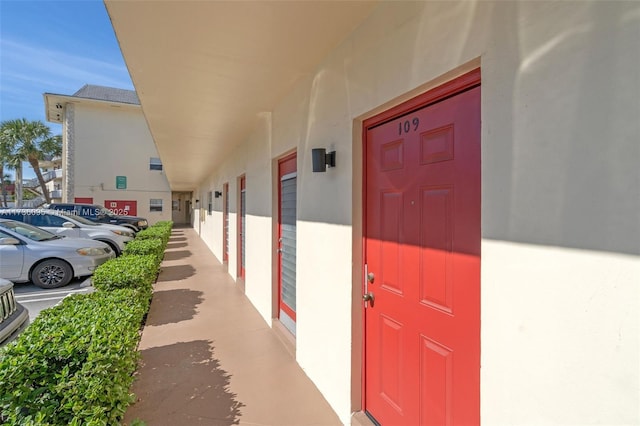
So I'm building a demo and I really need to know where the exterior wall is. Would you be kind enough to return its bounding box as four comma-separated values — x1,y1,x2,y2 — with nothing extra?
68,103,171,224
62,104,75,201
171,191,191,224
193,2,639,424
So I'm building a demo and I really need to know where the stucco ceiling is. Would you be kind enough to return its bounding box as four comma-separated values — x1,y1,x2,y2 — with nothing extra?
105,1,377,191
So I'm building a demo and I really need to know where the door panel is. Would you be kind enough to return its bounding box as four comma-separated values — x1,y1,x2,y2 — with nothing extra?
364,79,480,425
0,232,24,279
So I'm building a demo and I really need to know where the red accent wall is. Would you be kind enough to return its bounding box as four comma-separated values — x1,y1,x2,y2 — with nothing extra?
104,200,137,216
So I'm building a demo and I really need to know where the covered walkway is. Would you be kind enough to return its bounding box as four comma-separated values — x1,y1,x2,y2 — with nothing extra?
123,226,342,426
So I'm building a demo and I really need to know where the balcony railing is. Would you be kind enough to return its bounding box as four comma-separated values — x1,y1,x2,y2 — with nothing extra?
22,169,63,189
21,196,46,208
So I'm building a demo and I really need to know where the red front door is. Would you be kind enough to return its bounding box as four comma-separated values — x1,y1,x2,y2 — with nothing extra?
278,153,297,335
364,71,481,425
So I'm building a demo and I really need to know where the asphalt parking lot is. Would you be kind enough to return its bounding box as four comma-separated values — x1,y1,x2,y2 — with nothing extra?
13,277,94,321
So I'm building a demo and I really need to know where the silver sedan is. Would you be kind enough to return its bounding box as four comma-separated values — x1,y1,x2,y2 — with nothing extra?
0,219,115,289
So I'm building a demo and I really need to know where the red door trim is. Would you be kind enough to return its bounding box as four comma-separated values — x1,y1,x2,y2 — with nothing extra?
363,68,481,130
361,68,481,415
278,152,297,322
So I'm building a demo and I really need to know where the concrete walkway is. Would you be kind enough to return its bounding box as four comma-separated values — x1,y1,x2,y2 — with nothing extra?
123,226,342,426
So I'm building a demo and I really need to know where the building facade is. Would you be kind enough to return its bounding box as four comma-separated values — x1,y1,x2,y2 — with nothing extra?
44,85,171,224
106,2,639,425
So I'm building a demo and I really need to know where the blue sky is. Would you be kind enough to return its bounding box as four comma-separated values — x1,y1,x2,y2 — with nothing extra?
0,0,133,179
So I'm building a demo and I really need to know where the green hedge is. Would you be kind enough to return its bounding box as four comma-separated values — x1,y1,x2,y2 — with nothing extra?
92,254,158,292
0,222,173,424
134,223,172,247
122,239,164,265
0,288,151,425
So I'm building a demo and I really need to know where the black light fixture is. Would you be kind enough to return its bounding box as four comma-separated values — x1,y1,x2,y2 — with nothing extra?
312,148,336,172
214,191,222,198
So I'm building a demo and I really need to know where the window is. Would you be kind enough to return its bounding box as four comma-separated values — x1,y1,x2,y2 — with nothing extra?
30,214,66,227
207,191,213,215
150,199,163,212
149,157,163,171
0,212,23,222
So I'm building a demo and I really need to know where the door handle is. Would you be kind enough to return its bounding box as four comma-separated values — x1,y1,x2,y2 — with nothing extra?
363,292,374,302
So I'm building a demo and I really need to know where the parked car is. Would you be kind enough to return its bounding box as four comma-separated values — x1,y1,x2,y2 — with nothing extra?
0,278,29,345
0,209,134,256
0,219,115,289
46,203,148,233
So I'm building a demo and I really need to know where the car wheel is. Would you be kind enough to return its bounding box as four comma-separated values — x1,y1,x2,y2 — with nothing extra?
31,259,73,289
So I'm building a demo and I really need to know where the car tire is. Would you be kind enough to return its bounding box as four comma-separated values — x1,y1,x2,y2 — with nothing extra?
30,259,73,289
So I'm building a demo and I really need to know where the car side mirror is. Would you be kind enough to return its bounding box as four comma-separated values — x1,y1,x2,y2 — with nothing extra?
0,237,20,245
62,222,76,228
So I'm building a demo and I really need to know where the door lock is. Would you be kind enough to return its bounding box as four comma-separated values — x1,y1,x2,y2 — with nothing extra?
367,272,375,283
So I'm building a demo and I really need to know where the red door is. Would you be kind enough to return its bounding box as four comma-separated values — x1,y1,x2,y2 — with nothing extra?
104,200,137,216
364,71,481,425
278,153,297,335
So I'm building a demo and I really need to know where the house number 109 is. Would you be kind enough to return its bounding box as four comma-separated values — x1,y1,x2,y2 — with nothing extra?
399,117,420,135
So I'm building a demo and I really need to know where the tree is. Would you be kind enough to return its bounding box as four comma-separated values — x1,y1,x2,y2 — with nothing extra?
1,174,11,207
0,129,17,207
0,119,62,206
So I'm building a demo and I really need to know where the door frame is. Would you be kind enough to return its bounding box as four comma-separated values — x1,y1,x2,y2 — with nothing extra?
360,68,481,414
277,152,298,334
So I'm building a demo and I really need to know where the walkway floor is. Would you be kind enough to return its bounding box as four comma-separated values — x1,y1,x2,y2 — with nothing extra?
123,226,342,426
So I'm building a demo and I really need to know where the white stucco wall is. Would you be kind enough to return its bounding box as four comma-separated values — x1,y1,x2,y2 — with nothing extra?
67,102,171,224
194,1,639,424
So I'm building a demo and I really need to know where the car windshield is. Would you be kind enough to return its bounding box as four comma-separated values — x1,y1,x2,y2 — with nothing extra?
97,207,117,217
57,211,98,226
0,220,61,242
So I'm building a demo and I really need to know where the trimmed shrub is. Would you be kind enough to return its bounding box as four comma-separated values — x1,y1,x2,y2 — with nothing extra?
0,222,172,425
134,226,171,247
123,238,164,265
152,221,173,232
92,254,158,292
0,288,150,425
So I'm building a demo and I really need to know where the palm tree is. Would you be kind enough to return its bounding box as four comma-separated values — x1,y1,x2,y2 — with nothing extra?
0,119,62,206
0,131,16,208
1,174,11,207
0,129,16,207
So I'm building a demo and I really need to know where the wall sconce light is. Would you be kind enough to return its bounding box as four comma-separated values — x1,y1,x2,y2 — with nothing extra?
214,191,222,198
312,148,336,172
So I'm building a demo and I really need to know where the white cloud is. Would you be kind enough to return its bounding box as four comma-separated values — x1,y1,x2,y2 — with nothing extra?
1,37,133,94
